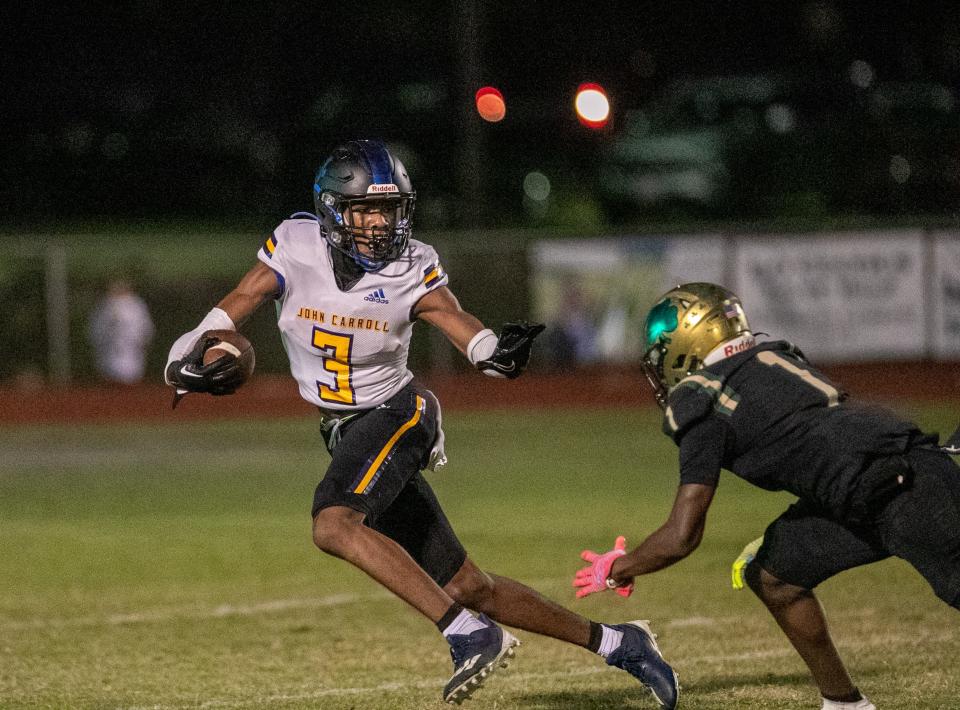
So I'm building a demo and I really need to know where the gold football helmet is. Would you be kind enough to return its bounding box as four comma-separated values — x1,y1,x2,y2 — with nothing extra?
641,282,751,407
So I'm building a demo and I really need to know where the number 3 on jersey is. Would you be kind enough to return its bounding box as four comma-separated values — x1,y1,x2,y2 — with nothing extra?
311,327,355,405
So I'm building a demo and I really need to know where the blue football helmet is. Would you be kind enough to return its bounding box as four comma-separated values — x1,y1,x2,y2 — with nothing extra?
313,140,415,272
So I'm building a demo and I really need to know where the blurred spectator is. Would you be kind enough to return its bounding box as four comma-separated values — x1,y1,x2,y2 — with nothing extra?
596,295,630,361
543,286,599,370
87,279,155,384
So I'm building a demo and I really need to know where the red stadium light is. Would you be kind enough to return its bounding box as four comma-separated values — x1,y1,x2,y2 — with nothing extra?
475,86,506,122
575,82,610,129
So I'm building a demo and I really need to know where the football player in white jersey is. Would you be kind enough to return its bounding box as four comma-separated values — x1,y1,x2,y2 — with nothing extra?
164,140,679,708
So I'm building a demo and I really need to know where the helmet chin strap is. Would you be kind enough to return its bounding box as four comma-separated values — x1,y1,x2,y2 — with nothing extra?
703,333,756,366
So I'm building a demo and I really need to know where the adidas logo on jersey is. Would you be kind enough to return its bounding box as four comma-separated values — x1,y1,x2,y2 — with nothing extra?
364,288,389,304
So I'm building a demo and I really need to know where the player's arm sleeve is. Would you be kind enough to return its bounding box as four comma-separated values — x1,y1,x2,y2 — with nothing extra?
677,417,727,487
663,380,714,441
256,228,288,298
409,244,450,313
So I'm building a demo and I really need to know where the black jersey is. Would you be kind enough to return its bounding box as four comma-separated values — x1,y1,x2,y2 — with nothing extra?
664,340,934,521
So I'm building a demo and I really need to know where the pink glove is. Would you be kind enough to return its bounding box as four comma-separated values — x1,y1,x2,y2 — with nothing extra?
573,535,634,598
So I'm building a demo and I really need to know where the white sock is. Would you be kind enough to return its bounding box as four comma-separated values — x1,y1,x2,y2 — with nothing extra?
596,624,624,658
821,695,875,710
441,609,488,639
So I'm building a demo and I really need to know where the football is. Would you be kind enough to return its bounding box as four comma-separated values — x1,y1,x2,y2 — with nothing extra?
201,329,256,385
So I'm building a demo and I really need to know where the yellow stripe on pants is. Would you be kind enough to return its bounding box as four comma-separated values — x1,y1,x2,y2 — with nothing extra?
353,395,424,494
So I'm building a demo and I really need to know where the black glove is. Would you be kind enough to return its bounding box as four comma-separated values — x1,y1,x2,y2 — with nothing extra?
165,335,244,396
476,322,546,379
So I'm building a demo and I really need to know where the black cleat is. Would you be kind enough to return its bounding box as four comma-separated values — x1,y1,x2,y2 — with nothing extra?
443,614,519,705
606,620,680,709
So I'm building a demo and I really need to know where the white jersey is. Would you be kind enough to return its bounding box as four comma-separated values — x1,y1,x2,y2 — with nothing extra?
257,216,449,411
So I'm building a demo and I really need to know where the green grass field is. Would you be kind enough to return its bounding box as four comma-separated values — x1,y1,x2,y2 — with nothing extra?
2,406,958,709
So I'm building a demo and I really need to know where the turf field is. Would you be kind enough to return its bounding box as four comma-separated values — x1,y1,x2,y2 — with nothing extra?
2,406,958,709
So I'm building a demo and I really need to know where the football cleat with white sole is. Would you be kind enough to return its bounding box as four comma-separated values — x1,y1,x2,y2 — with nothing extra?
443,614,519,705
606,620,680,709
821,696,876,710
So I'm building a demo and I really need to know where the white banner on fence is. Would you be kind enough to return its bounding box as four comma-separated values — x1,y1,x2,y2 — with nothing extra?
530,235,723,363
661,234,727,290
530,237,665,363
732,230,925,361
531,229,955,364
932,231,960,357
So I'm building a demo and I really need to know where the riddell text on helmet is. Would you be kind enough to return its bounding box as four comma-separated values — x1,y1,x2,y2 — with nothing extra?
723,335,756,358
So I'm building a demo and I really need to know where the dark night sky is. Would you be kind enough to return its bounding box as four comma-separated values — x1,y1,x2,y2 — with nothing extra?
4,1,959,225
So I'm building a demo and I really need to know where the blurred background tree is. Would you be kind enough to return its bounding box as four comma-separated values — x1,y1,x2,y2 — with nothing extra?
3,1,959,232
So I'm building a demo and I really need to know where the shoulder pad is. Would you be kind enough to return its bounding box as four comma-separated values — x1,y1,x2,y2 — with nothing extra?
663,371,740,441
406,238,438,262
783,341,809,364
752,339,806,362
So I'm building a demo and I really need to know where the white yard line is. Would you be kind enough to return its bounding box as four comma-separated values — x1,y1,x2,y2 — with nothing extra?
6,585,951,709
0,447,309,471
0,578,571,630
118,625,956,709
0,581,877,632
0,591,394,631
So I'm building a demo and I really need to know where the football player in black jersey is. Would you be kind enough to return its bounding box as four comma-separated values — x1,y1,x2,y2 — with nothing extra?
573,282,960,710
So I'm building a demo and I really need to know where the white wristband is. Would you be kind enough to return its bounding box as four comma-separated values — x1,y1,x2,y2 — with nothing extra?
466,328,498,365
164,307,236,384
